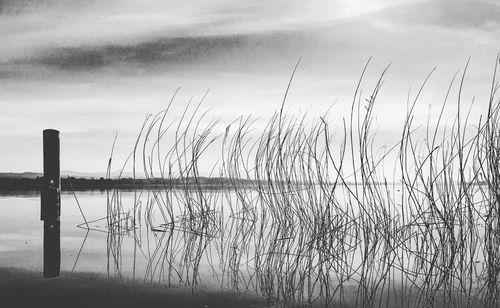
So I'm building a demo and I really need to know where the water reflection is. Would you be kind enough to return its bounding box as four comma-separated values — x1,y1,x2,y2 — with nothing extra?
0,186,497,307
43,219,60,278
0,190,39,198
65,186,484,307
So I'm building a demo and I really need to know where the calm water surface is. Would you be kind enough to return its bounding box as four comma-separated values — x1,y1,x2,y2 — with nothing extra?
0,191,116,274
0,189,258,290
0,187,493,307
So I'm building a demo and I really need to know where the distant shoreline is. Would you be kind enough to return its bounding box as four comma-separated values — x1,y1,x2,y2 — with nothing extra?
0,176,254,191
1,175,471,191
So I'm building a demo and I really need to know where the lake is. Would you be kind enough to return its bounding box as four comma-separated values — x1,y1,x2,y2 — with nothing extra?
0,186,496,307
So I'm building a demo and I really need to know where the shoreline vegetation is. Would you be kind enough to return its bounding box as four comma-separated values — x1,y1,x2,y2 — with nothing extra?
0,174,407,191
0,175,490,192
0,175,255,191
90,57,500,307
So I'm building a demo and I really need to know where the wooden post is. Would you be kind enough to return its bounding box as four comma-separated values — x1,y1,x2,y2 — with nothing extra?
41,129,61,278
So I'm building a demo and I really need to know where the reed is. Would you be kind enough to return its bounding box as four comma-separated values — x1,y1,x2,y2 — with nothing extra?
87,55,500,307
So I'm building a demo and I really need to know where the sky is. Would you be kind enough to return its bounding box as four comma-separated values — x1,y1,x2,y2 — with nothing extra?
0,0,499,174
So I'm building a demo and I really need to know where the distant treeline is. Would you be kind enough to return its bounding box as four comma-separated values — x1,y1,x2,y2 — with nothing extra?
0,176,253,191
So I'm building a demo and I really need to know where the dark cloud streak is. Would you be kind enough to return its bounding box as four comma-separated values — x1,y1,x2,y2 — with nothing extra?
0,31,308,78
2,35,247,73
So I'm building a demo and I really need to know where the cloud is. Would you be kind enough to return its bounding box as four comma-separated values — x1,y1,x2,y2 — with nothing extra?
377,0,500,31
0,32,313,80
19,35,246,71
0,0,413,63
0,0,423,80
436,0,500,30
0,0,93,14
1,0,496,78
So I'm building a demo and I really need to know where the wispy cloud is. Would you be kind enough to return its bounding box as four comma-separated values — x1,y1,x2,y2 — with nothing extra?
435,0,500,30
22,36,246,71
0,0,413,62
376,0,500,31
0,0,422,79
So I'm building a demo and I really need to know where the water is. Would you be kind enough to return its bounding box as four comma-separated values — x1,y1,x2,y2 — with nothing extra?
0,187,497,307
0,188,363,304
0,189,262,290
0,191,113,274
